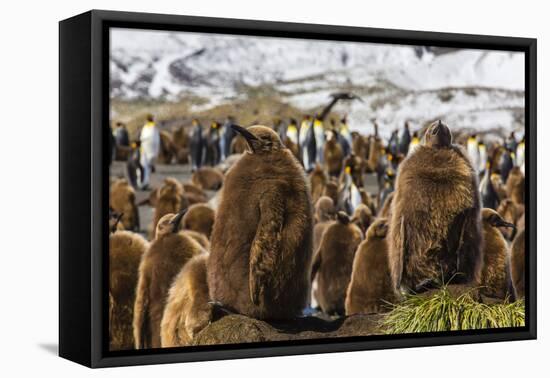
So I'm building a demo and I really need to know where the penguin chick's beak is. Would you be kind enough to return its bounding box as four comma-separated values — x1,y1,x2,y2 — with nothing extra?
231,125,259,152
170,209,187,233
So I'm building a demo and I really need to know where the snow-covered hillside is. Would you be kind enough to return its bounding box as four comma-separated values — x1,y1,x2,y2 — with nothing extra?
110,28,525,137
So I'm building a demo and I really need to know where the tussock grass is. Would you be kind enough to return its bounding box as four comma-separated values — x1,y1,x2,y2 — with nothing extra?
382,286,525,334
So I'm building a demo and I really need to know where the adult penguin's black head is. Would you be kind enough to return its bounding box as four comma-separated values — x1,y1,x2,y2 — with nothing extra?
423,120,452,148
231,125,284,154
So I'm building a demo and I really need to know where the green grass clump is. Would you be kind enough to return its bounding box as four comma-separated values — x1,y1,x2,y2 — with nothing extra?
382,286,525,334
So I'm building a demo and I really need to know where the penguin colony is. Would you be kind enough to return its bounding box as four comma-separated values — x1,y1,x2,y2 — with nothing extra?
109,113,526,350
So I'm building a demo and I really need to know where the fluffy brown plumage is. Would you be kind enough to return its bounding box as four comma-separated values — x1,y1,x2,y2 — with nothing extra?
510,229,525,298
505,166,525,205
351,203,374,234
191,167,224,191
388,121,482,292
208,125,313,320
310,164,328,205
110,178,140,231
345,218,398,315
160,253,211,347
151,178,188,239
378,191,394,218
324,131,344,177
109,231,149,350
322,178,339,205
314,196,336,224
479,208,516,299
496,199,524,240
133,212,206,349
182,203,215,239
312,212,363,315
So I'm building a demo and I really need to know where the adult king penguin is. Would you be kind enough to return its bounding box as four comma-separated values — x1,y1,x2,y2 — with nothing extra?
139,114,161,190
208,125,313,320
189,119,205,172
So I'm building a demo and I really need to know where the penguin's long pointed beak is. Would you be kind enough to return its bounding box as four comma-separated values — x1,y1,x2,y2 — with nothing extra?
496,220,516,229
170,209,187,233
231,124,259,152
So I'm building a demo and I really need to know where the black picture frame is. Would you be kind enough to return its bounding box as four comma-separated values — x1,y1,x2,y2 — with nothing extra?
59,9,537,368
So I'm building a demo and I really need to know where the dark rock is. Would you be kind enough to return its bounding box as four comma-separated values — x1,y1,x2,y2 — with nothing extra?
192,313,384,346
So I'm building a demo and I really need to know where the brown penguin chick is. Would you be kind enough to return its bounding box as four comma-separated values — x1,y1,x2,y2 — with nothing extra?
182,203,215,239
505,166,525,205
510,229,525,298
160,254,212,347
367,136,384,172
133,211,206,349
351,203,374,234
322,178,339,205
314,196,336,224
324,130,344,177
208,125,313,320
172,125,190,150
345,218,398,315
110,178,140,231
311,212,363,315
182,182,209,204
191,167,224,191
181,230,210,250
378,191,395,218
388,121,483,292
313,197,337,252
479,208,516,299
310,163,328,204
151,178,188,239
158,130,177,164
496,199,525,240
351,133,369,160
109,230,149,350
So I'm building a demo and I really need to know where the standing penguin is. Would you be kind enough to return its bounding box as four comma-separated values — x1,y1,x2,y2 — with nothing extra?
181,203,215,239
345,218,398,315
139,114,161,190
311,211,363,315
399,121,411,155
478,141,488,175
133,211,206,349
220,116,236,162
338,165,362,215
109,228,149,350
388,130,399,157
310,163,328,205
189,119,205,172
467,134,480,172
313,114,325,164
505,166,525,205
205,121,221,166
299,115,316,172
408,131,421,155
284,118,300,160
388,121,482,292
208,125,313,320
479,208,516,300
338,116,352,157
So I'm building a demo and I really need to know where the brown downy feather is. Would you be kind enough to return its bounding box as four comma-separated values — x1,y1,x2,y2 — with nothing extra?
510,229,525,298
109,231,149,350
310,164,328,204
182,203,216,239
110,178,140,231
322,178,339,206
351,203,374,234
134,213,206,349
312,211,363,315
208,125,313,320
160,254,211,347
378,191,395,219
505,166,525,205
151,178,188,239
479,209,515,299
191,167,224,191
324,134,344,177
346,218,398,315
388,121,482,292
497,199,525,240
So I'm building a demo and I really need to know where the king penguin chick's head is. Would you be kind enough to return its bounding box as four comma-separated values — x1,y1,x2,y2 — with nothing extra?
423,120,452,149
481,208,516,230
231,125,284,154
155,210,187,238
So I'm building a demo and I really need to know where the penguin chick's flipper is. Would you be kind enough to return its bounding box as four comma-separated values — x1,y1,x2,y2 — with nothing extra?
455,208,483,284
249,190,284,306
